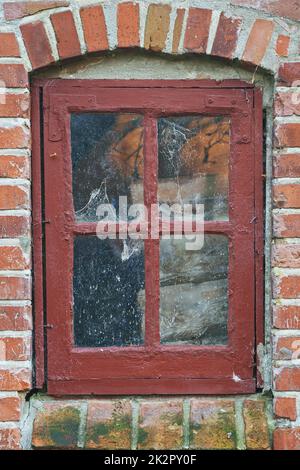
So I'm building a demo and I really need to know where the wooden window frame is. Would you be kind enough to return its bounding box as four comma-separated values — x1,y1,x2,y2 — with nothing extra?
32,79,264,395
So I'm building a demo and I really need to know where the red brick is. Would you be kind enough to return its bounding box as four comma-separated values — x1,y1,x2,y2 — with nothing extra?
0,126,30,149
0,216,30,238
0,276,31,300
0,155,29,179
273,305,300,329
51,11,81,60
274,153,300,178
231,1,300,22
242,19,274,66
273,274,300,299
0,368,31,391
0,94,30,119
273,184,300,208
138,400,183,450
272,244,300,268
276,35,290,57
0,33,20,57
21,21,54,70
275,367,300,391
211,13,242,59
275,336,300,360
184,8,212,53
85,400,131,449
278,63,300,86
0,337,30,361
243,400,270,450
80,5,108,53
273,213,300,238
274,427,300,450
172,9,185,54
0,246,29,270
0,64,28,88
0,305,32,331
275,92,300,117
190,399,236,449
274,397,297,421
0,186,29,210
0,396,21,421
4,1,69,21
118,3,140,48
144,4,171,52
32,402,80,448
0,428,20,449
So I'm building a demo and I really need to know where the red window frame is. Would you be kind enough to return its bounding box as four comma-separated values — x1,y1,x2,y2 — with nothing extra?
32,79,264,395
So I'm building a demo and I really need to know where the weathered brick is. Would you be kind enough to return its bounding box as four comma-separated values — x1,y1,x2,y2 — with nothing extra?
273,274,300,299
0,33,20,57
275,92,300,116
0,216,30,238
85,400,131,449
172,9,185,53
273,305,300,329
80,5,108,53
144,4,171,52
275,367,300,391
278,63,300,86
274,427,300,450
211,13,242,59
0,305,32,331
0,428,20,449
0,276,31,300
0,368,31,391
0,126,30,149
274,397,297,421
274,153,300,178
184,8,212,53
273,184,300,208
51,11,81,60
276,123,300,147
243,400,270,450
242,19,274,65
275,336,300,360
138,400,183,450
0,94,30,119
0,155,29,179
0,185,29,210
272,243,300,268
0,64,28,88
0,337,30,361
32,402,80,449
21,21,54,70
276,35,290,57
118,3,140,48
273,213,300,238
0,246,29,270
0,396,20,421
4,1,69,21
230,1,300,22
190,399,236,450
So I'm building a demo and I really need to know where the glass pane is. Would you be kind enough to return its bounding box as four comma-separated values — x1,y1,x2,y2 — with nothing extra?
159,235,228,345
71,113,144,222
73,236,145,347
158,116,230,221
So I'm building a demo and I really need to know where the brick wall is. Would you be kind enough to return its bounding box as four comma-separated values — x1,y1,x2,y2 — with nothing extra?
0,0,299,450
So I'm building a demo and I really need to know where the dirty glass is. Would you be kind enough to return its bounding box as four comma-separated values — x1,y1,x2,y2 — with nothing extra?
158,116,230,221
71,113,144,222
159,235,228,345
73,236,145,347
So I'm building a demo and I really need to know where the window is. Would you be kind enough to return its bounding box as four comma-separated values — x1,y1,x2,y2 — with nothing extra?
32,80,263,395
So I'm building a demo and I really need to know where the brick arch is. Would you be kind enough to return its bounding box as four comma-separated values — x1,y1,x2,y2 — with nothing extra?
8,2,292,75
